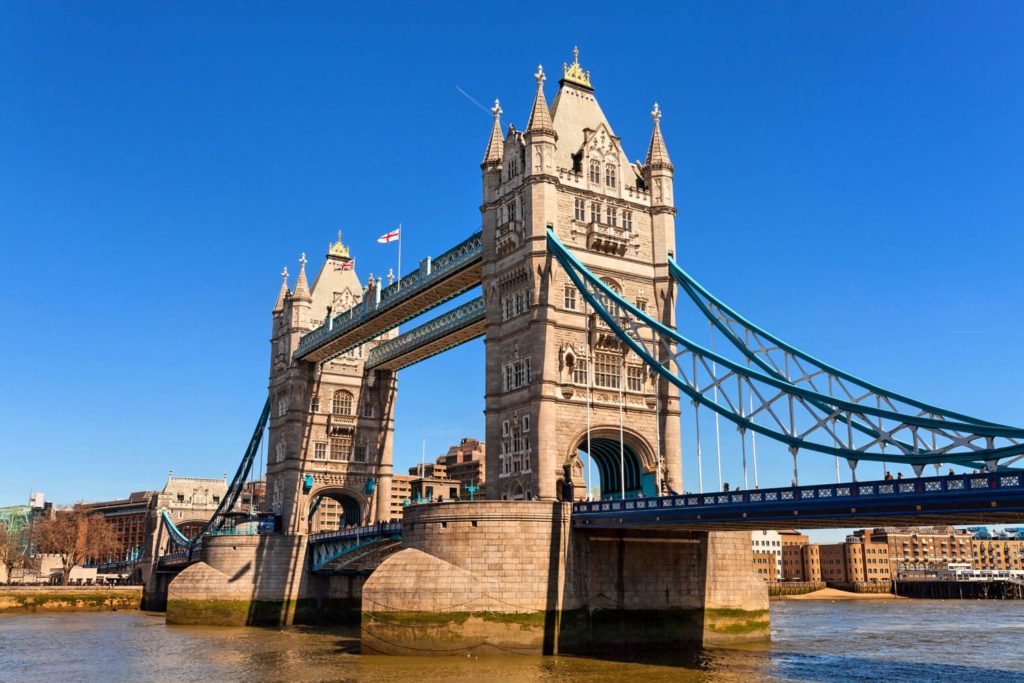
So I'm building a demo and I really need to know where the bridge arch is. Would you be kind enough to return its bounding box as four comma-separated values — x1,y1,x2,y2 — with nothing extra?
565,426,657,500
307,486,367,532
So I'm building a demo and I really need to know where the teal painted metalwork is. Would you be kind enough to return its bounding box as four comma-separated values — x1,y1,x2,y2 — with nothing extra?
365,296,485,370
547,229,1024,467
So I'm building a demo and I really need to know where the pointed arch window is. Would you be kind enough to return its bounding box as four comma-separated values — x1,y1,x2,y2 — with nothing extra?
589,160,600,183
332,390,353,415
605,164,616,187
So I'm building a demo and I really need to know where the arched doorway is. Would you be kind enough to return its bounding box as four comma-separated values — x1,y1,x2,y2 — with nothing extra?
572,429,656,500
307,488,364,533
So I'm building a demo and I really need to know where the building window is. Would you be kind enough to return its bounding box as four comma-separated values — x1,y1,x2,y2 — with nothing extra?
574,198,585,221
589,160,600,183
354,437,368,463
332,390,353,415
503,357,532,391
590,202,601,223
361,400,374,419
329,437,352,461
605,164,616,187
501,288,529,321
607,206,617,227
627,365,644,392
314,442,327,460
623,210,633,230
563,285,577,310
310,397,320,413
594,351,620,389
573,357,589,385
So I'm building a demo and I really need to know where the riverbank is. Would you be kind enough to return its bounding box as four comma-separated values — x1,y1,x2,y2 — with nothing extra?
0,586,141,613
780,587,905,601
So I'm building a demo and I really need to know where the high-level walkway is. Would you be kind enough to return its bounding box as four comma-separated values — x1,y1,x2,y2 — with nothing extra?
295,232,482,363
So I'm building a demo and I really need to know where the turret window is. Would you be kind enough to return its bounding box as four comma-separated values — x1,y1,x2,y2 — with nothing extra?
590,202,601,223
605,164,616,187
623,210,633,231
361,400,374,419
563,285,577,310
314,442,327,460
329,437,352,461
311,397,320,413
607,206,617,227
574,198,585,221
594,351,621,389
332,390,353,415
589,160,600,183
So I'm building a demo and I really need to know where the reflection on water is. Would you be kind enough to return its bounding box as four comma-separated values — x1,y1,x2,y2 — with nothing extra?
1,601,1023,682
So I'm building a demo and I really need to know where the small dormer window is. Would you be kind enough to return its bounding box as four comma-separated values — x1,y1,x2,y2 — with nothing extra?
589,160,600,183
605,164,616,187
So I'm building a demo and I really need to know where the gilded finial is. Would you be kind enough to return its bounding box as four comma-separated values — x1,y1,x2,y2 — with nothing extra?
535,64,545,86
652,102,662,123
491,99,502,118
328,230,351,259
562,46,592,89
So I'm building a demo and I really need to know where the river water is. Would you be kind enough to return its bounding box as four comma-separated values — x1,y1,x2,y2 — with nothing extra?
2,601,1023,682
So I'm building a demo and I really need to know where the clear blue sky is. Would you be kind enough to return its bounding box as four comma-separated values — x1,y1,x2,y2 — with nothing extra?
2,3,1022,544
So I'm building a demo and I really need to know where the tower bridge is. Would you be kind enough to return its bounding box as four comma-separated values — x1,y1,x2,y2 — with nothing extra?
148,49,1024,655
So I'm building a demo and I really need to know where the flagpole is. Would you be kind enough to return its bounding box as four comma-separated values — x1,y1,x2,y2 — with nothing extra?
397,223,402,291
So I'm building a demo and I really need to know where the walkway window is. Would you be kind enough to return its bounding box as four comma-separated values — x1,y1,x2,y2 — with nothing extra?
589,160,600,183
590,202,601,223
332,390,353,415
574,198,585,221
605,164,616,187
594,351,621,389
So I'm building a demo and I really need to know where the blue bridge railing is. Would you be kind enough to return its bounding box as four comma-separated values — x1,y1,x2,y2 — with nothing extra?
572,471,1024,522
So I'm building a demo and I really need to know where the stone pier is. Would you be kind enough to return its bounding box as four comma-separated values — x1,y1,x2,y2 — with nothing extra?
361,501,769,655
163,534,358,626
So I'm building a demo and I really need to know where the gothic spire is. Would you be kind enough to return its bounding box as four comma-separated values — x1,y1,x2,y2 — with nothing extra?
645,103,673,170
481,99,505,165
293,253,311,301
273,267,290,313
526,65,555,135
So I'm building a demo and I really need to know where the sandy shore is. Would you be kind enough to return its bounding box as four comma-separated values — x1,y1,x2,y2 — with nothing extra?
781,587,905,601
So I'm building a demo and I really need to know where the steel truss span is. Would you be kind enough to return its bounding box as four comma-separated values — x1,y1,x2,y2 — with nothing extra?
546,229,1024,473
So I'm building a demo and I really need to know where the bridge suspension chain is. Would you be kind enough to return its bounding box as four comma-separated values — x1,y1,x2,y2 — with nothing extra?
547,229,1024,471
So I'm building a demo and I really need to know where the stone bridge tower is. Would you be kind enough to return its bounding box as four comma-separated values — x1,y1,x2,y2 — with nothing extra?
481,50,682,502
266,235,398,534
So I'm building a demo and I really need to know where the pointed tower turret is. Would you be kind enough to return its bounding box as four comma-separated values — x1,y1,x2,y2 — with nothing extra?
481,100,505,167
293,253,312,301
645,102,673,171
273,267,290,314
526,66,555,135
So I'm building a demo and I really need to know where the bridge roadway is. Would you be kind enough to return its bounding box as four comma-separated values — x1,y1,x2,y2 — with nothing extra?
295,231,482,364
572,470,1024,531
157,471,1024,574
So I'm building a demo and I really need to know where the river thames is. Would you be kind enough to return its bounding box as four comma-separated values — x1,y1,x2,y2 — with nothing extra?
2,600,1023,682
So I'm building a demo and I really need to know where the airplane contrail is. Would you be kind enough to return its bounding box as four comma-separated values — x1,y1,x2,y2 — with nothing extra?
455,85,490,114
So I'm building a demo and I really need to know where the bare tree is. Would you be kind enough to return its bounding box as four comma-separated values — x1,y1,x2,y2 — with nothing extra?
33,506,119,585
0,522,29,584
